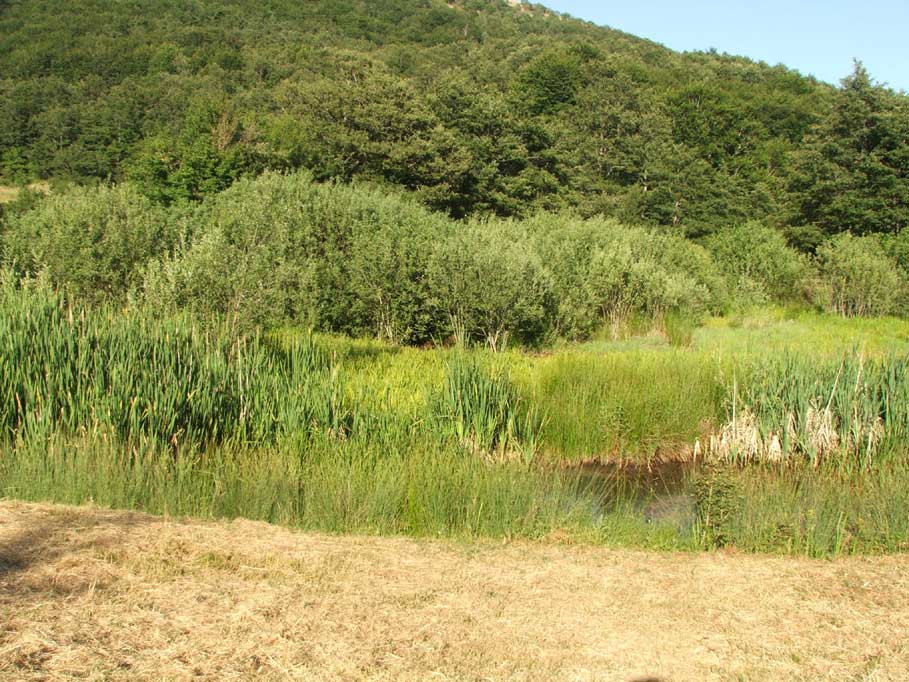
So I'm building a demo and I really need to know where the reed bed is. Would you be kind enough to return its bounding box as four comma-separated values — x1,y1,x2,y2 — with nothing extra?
431,353,542,463
710,354,909,469
2,276,908,555
0,274,351,447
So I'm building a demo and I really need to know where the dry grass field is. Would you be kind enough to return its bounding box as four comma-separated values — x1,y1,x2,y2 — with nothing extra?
1,500,908,682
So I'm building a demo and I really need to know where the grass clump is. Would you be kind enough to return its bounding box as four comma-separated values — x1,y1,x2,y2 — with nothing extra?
693,465,742,549
709,354,909,469
0,429,595,541
431,353,542,463
529,351,725,462
725,464,909,556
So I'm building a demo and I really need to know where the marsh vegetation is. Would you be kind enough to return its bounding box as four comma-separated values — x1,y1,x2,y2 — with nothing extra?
2,269,908,556
2,1,908,561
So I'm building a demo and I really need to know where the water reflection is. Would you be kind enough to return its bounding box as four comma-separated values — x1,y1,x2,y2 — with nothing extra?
565,460,697,528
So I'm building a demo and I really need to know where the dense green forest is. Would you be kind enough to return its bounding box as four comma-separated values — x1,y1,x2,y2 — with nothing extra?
2,0,908,248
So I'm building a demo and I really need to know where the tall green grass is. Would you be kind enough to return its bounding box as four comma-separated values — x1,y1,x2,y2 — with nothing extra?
0,276,598,539
0,429,599,540
707,464,909,556
713,353,909,469
431,353,542,463
5,427,906,555
1,275,908,556
527,351,725,462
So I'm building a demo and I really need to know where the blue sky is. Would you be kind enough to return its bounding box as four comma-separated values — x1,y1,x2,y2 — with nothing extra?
541,1,908,92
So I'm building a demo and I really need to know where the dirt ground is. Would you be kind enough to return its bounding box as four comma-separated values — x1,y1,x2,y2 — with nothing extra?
1,501,907,681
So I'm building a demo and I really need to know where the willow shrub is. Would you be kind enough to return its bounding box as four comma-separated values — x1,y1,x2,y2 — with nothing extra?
528,214,726,340
705,221,809,306
143,171,450,342
882,229,909,314
815,233,904,317
2,183,181,302
4,173,843,351
428,220,555,349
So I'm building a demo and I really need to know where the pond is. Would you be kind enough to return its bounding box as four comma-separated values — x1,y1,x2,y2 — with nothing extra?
565,460,698,528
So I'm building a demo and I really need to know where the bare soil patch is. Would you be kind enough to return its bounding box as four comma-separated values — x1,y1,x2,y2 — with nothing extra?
1,500,907,681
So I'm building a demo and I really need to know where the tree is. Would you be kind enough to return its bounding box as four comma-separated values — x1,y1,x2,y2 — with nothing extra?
129,101,255,204
787,62,909,248
512,49,583,116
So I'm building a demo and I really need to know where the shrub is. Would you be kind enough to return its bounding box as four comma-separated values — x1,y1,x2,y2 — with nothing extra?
882,230,909,314
529,214,725,340
882,229,909,272
0,186,45,239
324,182,450,345
141,172,317,330
2,184,176,302
815,233,902,317
585,247,706,331
143,171,450,341
705,221,808,305
428,220,555,350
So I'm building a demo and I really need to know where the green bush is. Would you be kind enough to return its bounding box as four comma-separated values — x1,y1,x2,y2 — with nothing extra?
323,181,450,345
815,233,903,317
0,186,46,238
2,184,177,302
429,220,555,349
882,230,909,313
705,221,808,305
143,171,450,341
882,229,909,272
529,214,724,340
141,172,317,330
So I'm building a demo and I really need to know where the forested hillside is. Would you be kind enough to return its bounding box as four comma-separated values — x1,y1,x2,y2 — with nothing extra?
2,0,907,246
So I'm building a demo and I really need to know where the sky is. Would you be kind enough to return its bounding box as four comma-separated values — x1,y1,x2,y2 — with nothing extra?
540,1,908,92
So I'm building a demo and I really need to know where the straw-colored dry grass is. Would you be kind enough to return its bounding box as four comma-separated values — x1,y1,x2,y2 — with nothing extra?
0,182,49,203
1,501,908,681
0,186,19,204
